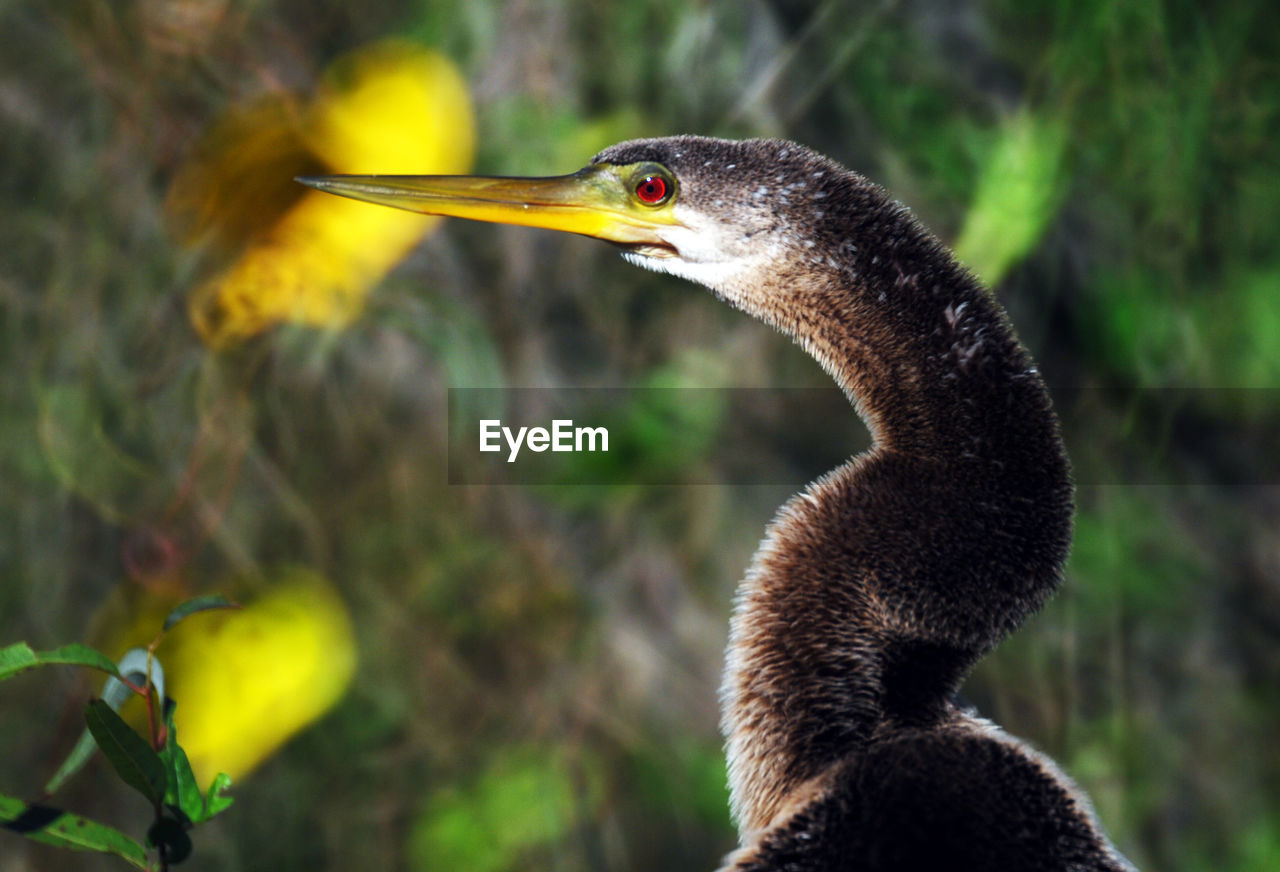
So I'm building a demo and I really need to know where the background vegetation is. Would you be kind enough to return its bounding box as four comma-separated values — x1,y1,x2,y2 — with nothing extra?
2,0,1278,870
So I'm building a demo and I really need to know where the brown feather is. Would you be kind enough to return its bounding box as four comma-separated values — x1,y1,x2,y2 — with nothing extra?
592,137,1132,871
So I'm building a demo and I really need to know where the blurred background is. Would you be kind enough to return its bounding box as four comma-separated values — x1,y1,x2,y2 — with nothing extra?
2,1,1278,870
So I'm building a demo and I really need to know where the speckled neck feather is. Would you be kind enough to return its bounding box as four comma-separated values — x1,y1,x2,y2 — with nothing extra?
591,137,1131,871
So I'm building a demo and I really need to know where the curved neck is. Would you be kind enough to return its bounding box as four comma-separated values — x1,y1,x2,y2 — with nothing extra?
717,190,1074,835
728,194,1050,462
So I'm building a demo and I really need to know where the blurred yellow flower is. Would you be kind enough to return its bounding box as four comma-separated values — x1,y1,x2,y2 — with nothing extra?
97,567,357,785
175,41,475,347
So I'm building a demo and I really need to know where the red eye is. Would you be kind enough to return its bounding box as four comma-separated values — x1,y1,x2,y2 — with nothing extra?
635,175,669,204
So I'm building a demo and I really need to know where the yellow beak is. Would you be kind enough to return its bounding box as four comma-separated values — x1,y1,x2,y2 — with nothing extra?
296,165,678,250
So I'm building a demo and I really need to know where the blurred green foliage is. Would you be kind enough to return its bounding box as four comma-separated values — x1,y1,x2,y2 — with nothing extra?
2,1,1278,871
955,110,1067,286
408,745,590,872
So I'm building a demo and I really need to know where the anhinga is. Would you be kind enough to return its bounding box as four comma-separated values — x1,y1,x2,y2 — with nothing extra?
300,136,1135,871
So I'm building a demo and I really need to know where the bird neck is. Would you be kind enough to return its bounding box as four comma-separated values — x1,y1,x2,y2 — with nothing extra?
725,196,1044,460
717,193,1074,836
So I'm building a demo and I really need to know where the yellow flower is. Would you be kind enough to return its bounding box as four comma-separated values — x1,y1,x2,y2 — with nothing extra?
96,567,357,785
177,41,475,347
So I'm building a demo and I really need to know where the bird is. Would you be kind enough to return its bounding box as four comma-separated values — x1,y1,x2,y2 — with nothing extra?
299,136,1136,871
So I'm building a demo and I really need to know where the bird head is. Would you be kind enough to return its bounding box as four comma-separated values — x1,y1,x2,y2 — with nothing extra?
297,136,849,309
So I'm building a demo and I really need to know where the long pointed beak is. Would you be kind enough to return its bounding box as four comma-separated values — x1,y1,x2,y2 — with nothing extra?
296,166,677,249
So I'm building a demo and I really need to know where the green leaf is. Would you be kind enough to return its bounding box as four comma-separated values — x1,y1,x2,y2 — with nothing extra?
45,649,161,796
204,773,234,819
0,793,150,869
0,643,40,680
42,644,123,675
0,642,121,681
85,700,167,806
162,594,240,633
159,704,206,823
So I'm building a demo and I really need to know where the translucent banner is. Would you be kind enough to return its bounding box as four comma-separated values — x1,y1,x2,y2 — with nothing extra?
445,388,1279,486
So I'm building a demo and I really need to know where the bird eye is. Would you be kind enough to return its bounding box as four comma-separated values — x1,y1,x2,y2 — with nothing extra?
634,174,670,205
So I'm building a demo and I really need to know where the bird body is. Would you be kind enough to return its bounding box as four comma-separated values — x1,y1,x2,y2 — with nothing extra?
301,136,1135,871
